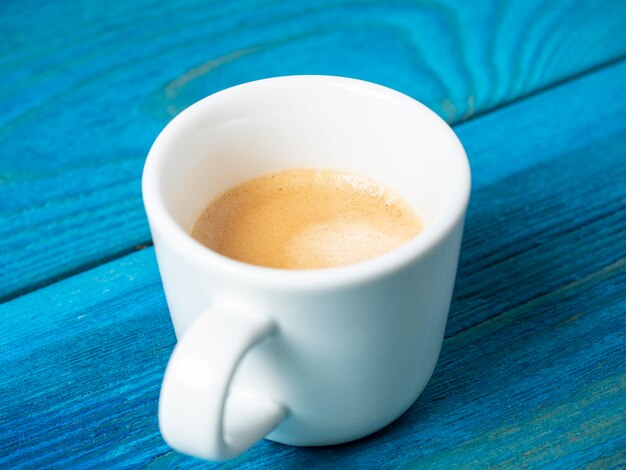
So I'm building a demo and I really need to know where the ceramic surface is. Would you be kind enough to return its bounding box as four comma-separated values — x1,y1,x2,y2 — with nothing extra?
142,76,471,461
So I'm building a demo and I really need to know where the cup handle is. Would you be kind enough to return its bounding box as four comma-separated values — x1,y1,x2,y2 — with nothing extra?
158,310,286,461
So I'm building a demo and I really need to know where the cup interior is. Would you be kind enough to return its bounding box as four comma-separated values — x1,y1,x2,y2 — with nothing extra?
146,76,469,247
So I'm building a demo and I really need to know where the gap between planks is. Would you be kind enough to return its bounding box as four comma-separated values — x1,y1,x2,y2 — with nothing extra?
0,242,153,304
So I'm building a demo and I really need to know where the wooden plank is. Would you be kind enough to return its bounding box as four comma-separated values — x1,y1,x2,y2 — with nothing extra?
1,60,625,468
1,252,623,468
2,0,626,299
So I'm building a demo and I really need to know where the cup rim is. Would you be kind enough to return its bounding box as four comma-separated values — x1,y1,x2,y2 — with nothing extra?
142,75,471,290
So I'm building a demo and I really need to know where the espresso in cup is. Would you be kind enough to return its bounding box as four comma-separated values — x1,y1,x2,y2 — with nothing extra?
191,169,421,269
146,77,470,461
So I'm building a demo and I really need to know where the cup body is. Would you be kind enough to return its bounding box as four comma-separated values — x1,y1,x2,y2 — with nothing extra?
142,76,470,446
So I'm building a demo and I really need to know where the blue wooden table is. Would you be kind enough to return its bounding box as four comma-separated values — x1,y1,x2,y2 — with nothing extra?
1,0,625,467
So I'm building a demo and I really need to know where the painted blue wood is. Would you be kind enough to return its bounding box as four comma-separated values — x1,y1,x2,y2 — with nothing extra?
1,54,625,467
2,0,626,299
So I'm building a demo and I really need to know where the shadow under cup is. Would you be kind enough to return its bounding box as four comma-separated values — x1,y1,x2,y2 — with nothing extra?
143,76,470,450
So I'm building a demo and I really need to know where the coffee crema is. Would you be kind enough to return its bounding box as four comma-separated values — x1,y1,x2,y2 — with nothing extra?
191,169,421,269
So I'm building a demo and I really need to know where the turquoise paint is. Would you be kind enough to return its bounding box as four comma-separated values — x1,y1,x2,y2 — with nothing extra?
1,0,625,467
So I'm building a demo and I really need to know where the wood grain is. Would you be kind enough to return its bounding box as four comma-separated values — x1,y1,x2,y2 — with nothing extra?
1,56,625,468
2,0,626,299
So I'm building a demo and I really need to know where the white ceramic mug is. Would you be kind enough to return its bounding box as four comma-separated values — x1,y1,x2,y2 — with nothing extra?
142,76,470,461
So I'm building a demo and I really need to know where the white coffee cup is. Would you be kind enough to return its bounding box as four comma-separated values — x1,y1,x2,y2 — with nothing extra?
142,76,470,461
